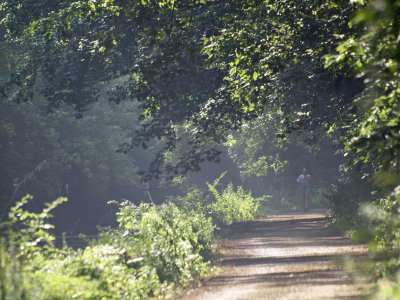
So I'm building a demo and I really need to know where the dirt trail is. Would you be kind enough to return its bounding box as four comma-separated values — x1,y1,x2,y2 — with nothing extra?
174,210,370,300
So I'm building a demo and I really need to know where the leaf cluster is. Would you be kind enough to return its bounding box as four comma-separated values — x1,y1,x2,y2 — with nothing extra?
326,0,400,177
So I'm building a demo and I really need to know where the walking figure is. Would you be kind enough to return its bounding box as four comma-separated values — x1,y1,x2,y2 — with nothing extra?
297,168,311,212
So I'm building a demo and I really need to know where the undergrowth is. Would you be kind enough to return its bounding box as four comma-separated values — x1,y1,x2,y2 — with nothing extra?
360,188,400,299
169,172,264,227
328,173,400,299
0,196,214,299
0,177,261,299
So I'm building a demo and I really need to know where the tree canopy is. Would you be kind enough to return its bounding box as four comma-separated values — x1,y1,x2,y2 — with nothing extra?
0,0,354,177
0,0,399,183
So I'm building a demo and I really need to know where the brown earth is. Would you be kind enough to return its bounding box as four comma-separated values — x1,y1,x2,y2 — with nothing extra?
174,209,370,300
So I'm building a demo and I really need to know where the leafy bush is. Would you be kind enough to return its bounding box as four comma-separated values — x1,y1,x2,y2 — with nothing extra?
207,174,262,226
167,186,210,215
372,275,400,300
208,183,260,225
327,171,375,233
328,184,400,300
1,180,260,300
0,194,67,300
103,200,214,285
0,196,214,300
169,174,262,227
23,244,161,300
358,187,400,299
0,238,24,300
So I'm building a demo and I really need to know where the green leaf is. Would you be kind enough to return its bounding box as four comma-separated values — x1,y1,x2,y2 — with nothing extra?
252,71,259,81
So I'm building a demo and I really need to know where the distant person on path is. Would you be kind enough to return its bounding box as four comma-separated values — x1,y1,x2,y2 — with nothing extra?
297,168,312,212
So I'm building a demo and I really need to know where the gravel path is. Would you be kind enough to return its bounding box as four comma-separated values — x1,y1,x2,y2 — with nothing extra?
174,210,370,300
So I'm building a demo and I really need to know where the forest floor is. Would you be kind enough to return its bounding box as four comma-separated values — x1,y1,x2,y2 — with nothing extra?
174,209,371,300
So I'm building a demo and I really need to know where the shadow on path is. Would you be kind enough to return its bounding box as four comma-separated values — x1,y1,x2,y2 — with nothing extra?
175,210,370,300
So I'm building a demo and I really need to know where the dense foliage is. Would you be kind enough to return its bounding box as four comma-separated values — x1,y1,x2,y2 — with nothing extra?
322,1,400,298
326,0,400,177
0,95,151,232
0,195,216,299
0,176,261,299
225,112,342,210
0,0,360,179
169,173,263,226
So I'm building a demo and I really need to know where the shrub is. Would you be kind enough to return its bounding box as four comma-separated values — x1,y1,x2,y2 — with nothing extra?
169,174,262,227
0,238,25,300
361,189,400,266
372,275,400,300
343,186,400,300
207,174,262,226
1,181,259,300
103,200,214,286
0,196,215,299
167,186,210,215
23,244,160,299
0,195,67,300
326,171,375,232
208,183,261,225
